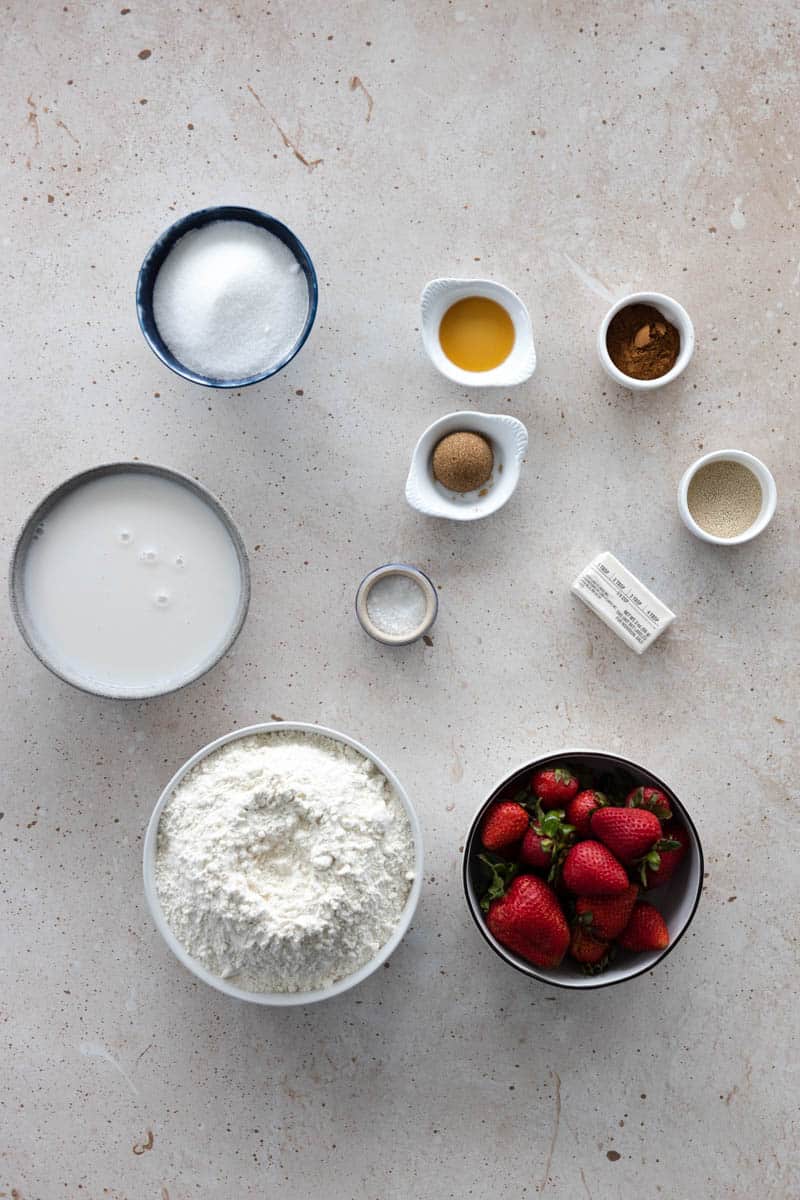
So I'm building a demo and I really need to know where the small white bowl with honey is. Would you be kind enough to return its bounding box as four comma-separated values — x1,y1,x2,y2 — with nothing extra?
405,410,528,522
420,278,536,387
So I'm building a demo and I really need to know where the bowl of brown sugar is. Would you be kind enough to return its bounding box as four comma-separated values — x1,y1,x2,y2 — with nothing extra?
678,449,777,545
598,292,694,390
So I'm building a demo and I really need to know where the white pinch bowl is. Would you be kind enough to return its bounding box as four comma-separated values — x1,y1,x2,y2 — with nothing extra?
677,448,777,546
143,721,424,1006
597,291,695,391
420,278,536,387
405,410,528,521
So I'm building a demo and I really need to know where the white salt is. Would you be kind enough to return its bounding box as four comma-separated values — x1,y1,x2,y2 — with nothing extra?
152,220,309,381
367,575,427,636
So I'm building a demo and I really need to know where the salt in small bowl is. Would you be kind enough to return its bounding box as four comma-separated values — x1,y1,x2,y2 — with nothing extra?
420,278,536,388
356,564,438,646
405,411,528,522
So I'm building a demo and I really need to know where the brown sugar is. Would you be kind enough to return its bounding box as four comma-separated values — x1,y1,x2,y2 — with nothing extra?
432,431,494,493
606,303,680,380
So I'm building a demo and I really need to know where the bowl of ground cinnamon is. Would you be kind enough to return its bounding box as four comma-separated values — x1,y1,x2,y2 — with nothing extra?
598,292,694,390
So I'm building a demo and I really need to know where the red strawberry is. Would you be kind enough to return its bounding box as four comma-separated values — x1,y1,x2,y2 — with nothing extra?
519,828,551,870
532,765,580,810
618,901,669,952
480,801,529,852
626,785,672,821
575,883,638,941
562,840,629,896
569,925,610,967
590,806,662,864
485,874,570,968
642,823,689,888
519,806,576,880
566,789,608,836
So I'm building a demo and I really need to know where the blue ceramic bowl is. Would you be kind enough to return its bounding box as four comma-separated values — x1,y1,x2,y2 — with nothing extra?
136,205,318,388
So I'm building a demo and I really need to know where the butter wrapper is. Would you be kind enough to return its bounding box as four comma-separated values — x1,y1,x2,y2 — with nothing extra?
571,552,675,654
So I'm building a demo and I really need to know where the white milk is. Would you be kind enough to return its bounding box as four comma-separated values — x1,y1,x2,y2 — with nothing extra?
22,472,244,695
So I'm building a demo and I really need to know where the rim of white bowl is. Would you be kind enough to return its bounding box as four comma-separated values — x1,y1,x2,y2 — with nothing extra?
143,721,424,1005
597,291,695,391
420,277,536,388
677,448,777,545
462,747,704,990
405,410,528,522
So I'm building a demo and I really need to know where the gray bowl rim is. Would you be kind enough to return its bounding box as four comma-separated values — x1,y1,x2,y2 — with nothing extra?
142,720,425,1005
462,747,704,991
136,205,319,388
9,461,251,700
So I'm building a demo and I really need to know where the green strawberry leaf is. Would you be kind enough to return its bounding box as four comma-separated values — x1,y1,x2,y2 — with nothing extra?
541,811,565,837
478,854,518,912
554,768,574,784
638,849,661,887
654,837,681,852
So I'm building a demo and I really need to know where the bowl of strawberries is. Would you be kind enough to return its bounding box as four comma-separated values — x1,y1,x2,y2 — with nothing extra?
463,750,703,989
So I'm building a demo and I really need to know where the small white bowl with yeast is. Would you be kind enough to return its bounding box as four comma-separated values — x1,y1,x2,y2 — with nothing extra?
143,721,423,1005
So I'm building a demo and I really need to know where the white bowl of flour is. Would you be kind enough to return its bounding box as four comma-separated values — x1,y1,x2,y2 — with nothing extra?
143,722,423,1005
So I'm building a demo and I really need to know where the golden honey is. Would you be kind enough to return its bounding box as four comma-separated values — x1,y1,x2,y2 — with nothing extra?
438,296,515,372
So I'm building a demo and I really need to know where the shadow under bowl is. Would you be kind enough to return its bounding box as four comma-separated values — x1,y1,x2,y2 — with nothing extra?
463,748,703,990
136,205,318,388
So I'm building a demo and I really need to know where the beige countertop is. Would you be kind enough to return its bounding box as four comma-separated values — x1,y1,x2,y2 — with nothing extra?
2,2,797,1197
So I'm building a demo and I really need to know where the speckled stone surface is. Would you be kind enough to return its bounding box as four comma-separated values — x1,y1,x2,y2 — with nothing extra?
2,3,798,1198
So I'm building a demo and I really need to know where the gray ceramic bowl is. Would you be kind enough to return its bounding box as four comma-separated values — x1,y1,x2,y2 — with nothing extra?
136,205,318,388
9,462,250,699
463,748,703,989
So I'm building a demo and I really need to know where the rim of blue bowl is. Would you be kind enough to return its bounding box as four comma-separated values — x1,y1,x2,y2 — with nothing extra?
136,205,318,388
462,749,704,990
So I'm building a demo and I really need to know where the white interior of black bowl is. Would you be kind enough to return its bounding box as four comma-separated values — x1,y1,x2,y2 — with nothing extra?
463,749,703,989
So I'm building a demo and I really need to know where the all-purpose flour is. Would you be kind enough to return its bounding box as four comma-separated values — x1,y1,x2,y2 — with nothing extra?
155,731,415,993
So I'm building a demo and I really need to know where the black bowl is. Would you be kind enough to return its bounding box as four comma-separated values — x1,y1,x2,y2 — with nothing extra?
136,205,318,388
463,749,703,990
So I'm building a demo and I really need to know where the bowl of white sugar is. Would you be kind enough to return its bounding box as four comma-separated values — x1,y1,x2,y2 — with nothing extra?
143,722,423,1004
136,206,318,387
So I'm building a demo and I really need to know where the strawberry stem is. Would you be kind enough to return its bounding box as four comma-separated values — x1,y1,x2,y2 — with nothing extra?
478,854,518,912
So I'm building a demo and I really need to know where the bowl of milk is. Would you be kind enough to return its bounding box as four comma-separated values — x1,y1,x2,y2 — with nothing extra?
136,206,318,388
10,463,250,698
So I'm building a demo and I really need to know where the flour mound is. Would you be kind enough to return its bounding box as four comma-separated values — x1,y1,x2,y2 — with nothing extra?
155,731,415,993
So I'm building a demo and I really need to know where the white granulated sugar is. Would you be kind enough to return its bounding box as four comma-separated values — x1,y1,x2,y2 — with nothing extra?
152,220,309,381
367,575,427,636
155,731,415,993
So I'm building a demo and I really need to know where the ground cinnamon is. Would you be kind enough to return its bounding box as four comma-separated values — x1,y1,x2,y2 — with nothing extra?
606,303,680,380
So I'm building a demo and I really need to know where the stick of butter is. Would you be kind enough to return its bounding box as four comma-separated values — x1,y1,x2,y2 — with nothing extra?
571,552,675,654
